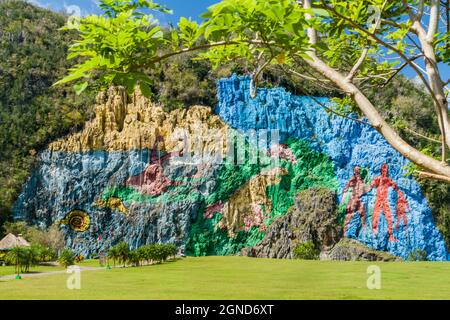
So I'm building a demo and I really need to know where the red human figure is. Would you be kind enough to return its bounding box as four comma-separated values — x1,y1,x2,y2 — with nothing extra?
341,166,368,237
396,190,409,234
368,164,406,242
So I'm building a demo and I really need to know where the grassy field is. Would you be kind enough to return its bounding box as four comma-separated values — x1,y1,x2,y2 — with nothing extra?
0,256,449,299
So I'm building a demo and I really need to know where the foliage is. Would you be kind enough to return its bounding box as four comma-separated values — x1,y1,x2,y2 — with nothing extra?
2,221,65,254
32,244,57,262
2,256,450,299
58,248,76,267
0,0,95,230
108,241,130,266
108,242,177,267
407,249,429,262
293,241,320,260
2,221,28,237
55,0,450,174
5,246,40,273
54,0,171,96
56,0,312,94
1,0,449,251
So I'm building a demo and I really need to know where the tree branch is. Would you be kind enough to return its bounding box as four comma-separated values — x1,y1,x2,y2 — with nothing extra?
381,54,424,87
416,170,450,183
346,47,369,82
428,0,440,42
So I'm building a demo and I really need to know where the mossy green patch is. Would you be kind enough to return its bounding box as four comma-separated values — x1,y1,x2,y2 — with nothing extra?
187,138,338,256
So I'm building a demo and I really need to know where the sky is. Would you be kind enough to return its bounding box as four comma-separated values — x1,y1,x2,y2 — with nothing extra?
26,0,449,83
27,0,218,24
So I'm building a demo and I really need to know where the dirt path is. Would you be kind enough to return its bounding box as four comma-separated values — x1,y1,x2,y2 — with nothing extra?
0,266,105,279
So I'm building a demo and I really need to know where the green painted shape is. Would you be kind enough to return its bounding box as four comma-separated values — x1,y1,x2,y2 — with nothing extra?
186,138,338,256
101,184,201,204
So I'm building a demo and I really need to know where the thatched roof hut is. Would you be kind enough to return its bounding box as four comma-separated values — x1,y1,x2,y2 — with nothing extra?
0,233,30,250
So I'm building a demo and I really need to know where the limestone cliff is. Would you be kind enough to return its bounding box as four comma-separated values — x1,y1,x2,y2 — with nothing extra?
13,76,449,261
50,86,228,155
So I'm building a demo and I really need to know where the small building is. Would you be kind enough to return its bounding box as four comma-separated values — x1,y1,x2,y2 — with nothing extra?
0,233,30,251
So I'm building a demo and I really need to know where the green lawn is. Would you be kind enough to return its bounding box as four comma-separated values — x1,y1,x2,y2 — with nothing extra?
0,256,449,299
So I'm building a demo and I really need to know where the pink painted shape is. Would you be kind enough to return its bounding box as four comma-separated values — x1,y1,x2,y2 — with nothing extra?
269,144,297,164
244,204,267,231
204,202,224,219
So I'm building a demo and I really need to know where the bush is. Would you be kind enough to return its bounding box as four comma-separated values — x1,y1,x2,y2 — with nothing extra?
5,246,40,273
32,244,57,262
58,249,75,268
127,250,141,267
163,244,178,260
107,243,179,267
108,242,130,266
407,249,429,261
293,241,320,260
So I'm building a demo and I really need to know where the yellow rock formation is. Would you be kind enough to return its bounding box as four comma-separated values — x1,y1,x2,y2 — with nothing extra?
217,167,288,237
49,86,229,157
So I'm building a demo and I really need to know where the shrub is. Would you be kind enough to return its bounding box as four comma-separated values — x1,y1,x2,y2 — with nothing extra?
108,242,130,266
31,244,57,262
58,249,75,268
2,222,65,254
407,249,429,261
5,246,40,273
127,250,141,267
163,244,177,260
293,241,320,260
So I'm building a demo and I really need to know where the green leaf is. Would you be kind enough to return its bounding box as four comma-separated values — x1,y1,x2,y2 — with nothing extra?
73,81,89,95
140,82,152,98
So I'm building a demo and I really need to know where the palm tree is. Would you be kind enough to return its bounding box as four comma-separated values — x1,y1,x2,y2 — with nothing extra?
108,247,119,267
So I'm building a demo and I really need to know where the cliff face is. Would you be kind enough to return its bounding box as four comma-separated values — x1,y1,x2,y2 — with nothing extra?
216,76,448,260
13,76,448,260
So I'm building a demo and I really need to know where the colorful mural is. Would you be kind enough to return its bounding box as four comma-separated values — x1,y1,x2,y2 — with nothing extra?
59,210,90,232
341,164,411,242
12,76,449,261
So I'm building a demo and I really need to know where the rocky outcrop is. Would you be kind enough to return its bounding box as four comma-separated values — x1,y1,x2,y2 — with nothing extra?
14,87,231,255
324,239,400,261
240,188,341,259
49,86,228,154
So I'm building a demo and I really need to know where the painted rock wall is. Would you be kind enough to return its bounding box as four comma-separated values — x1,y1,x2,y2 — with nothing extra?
216,75,448,261
13,76,448,260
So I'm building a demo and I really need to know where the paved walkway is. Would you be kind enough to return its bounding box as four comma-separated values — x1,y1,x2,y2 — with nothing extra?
0,266,105,279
